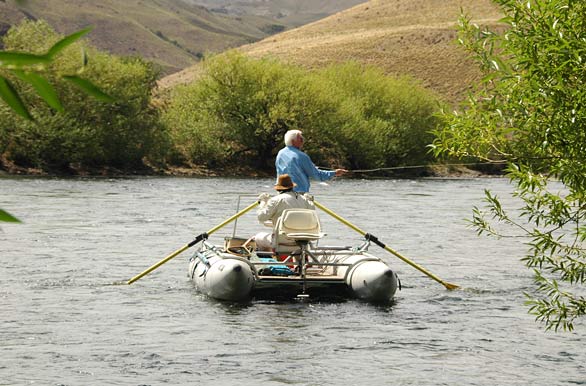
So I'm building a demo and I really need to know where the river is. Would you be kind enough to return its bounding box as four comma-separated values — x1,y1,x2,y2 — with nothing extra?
1,176,584,385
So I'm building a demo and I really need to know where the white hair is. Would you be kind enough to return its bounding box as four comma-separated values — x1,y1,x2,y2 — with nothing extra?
284,130,302,146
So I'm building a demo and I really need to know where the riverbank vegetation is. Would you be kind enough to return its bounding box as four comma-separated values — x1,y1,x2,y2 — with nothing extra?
433,0,586,331
0,20,165,173
164,51,441,172
1,21,444,176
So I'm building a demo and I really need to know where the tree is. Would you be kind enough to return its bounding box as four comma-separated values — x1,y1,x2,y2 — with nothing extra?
432,0,586,331
0,25,113,121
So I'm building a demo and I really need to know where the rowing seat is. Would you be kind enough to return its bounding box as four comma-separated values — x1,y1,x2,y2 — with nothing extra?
272,209,324,254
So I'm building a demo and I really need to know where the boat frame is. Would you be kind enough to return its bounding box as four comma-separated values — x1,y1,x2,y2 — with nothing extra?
189,235,399,301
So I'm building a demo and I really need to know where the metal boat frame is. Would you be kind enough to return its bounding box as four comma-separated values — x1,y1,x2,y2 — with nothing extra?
189,237,393,299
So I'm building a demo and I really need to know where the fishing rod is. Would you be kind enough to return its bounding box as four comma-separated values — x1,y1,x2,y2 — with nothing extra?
320,155,572,174
318,161,509,174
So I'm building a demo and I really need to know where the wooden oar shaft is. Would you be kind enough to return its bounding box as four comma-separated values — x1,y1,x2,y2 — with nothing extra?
127,200,259,285
314,201,459,290
127,244,191,284
206,201,259,235
314,201,367,235
382,244,458,290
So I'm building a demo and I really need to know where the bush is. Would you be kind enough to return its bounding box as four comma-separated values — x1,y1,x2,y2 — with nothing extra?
317,62,442,169
0,20,167,171
164,52,443,172
163,51,341,169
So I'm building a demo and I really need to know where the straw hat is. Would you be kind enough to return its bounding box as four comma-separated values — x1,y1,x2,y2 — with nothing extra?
274,174,296,191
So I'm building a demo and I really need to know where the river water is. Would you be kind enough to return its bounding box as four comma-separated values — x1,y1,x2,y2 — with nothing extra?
1,176,584,385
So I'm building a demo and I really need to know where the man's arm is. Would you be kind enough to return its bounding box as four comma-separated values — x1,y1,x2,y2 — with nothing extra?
257,198,279,224
299,152,336,182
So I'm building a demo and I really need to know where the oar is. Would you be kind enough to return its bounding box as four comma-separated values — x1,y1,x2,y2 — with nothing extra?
314,200,459,290
127,200,259,284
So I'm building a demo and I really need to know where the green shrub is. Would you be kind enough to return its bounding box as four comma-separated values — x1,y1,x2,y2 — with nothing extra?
0,20,167,171
317,62,442,169
163,51,341,169
164,53,442,171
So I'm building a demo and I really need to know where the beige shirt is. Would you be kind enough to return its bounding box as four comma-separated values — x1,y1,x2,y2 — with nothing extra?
257,191,315,225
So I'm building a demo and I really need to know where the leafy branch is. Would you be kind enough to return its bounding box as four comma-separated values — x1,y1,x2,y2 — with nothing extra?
0,23,115,223
434,0,586,331
0,209,21,223
0,27,113,121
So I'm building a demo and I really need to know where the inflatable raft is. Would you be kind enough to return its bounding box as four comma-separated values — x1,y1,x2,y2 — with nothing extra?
187,208,400,302
128,200,457,299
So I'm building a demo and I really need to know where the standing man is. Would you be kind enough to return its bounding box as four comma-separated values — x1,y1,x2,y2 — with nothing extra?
275,130,347,193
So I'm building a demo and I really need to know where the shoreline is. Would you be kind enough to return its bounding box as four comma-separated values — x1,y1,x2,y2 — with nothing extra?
0,162,505,179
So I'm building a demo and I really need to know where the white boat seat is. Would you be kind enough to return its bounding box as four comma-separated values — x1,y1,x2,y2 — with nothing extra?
272,209,324,253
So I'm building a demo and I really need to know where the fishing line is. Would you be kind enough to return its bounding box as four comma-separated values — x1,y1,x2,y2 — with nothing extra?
318,161,508,174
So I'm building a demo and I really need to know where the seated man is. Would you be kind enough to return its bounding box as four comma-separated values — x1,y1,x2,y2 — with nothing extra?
255,174,315,250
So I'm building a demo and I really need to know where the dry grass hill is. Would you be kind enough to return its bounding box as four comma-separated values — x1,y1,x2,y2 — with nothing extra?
0,0,365,74
186,0,367,27
160,0,504,104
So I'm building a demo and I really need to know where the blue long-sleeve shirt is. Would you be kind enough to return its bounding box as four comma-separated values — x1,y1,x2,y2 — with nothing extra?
275,146,335,193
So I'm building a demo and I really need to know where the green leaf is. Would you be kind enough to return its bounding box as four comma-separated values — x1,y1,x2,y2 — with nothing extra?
0,51,50,67
81,47,89,67
0,76,33,120
0,209,21,223
62,75,115,102
47,27,93,59
13,70,63,112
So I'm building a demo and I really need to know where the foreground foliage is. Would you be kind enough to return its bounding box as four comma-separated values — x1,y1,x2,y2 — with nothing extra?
164,51,442,171
433,0,586,331
0,20,166,171
0,18,112,222
0,209,20,223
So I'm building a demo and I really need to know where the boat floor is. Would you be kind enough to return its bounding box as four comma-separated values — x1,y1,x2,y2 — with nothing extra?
255,271,347,293
257,266,345,282
257,274,344,282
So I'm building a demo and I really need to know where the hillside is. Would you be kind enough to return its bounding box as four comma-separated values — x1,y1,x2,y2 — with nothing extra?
160,0,504,104
0,0,365,74
186,0,369,26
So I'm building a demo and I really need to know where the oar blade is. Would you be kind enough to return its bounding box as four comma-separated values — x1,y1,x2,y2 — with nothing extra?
315,200,459,290
444,282,460,290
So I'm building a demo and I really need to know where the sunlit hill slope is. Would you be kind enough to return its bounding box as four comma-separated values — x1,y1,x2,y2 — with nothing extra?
160,0,504,104
0,0,366,74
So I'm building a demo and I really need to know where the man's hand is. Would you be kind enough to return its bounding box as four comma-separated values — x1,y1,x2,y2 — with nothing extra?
335,168,348,177
258,192,271,203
